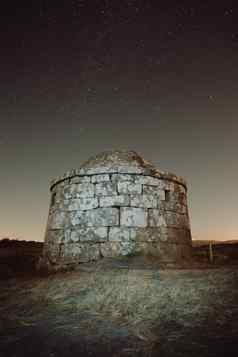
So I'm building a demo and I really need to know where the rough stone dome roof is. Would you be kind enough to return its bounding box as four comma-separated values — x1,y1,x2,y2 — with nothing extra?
80,150,156,172
50,150,187,190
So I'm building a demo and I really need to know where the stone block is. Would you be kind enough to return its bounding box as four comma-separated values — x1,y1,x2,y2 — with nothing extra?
95,182,118,196
82,166,116,175
62,185,73,199
117,166,144,174
67,197,98,211
76,183,95,197
165,227,192,244
66,226,108,243
60,243,100,263
64,229,72,242
117,181,142,195
164,181,175,191
143,185,165,200
130,227,168,242
169,191,187,206
44,242,60,263
53,190,63,204
49,210,69,229
83,207,119,227
91,174,110,183
100,241,135,257
45,229,64,244
70,176,91,184
99,195,130,207
69,211,84,226
148,209,167,227
161,201,188,214
164,212,190,228
100,242,118,257
164,212,179,227
108,227,131,242
130,194,157,208
120,207,147,227
111,174,134,182
134,175,162,186
64,183,95,198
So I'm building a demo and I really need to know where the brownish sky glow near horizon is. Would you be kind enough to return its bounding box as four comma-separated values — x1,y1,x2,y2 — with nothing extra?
1,1,238,241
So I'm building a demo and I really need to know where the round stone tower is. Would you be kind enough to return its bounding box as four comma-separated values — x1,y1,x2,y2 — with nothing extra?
43,150,192,269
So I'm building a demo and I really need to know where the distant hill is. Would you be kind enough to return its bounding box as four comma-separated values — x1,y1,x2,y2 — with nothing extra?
0,238,43,247
192,240,238,263
0,239,43,278
192,240,238,247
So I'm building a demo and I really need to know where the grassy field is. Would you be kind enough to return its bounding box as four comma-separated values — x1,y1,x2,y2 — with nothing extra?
1,261,238,356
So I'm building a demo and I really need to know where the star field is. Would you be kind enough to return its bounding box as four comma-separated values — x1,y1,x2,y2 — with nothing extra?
1,1,238,241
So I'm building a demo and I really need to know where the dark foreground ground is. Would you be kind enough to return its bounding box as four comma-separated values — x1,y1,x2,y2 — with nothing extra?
1,258,238,357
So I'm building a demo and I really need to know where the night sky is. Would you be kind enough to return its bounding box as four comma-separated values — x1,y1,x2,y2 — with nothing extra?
1,1,238,242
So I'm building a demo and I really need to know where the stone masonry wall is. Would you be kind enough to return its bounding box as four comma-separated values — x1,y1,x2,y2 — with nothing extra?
43,167,192,267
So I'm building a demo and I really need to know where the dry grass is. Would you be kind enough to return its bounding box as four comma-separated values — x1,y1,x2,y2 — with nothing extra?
2,266,237,341
1,265,238,357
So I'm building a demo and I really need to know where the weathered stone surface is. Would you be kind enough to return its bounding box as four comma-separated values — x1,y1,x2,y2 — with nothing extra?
81,166,116,175
130,194,157,208
133,241,184,261
51,190,63,204
164,212,190,229
148,209,167,227
169,191,187,206
130,227,168,242
95,182,118,196
134,175,162,186
121,207,147,227
111,174,134,182
76,183,95,197
118,181,142,195
143,185,165,200
100,241,135,257
99,195,130,207
79,150,154,173
165,227,192,244
172,183,186,194
130,227,192,244
48,210,69,229
163,181,175,191
108,227,131,242
65,227,108,243
161,201,188,214
69,208,119,227
60,243,101,262
117,166,144,174
67,197,98,211
63,183,95,198
45,229,64,244
91,174,110,183
44,150,192,267
69,211,84,226
43,242,60,263
70,176,91,184
62,185,73,199
83,207,119,227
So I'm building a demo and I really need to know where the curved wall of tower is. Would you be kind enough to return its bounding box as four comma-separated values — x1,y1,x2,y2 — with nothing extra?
43,151,192,268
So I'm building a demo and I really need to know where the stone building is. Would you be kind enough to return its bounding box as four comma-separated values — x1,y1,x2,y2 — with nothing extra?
43,150,192,268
